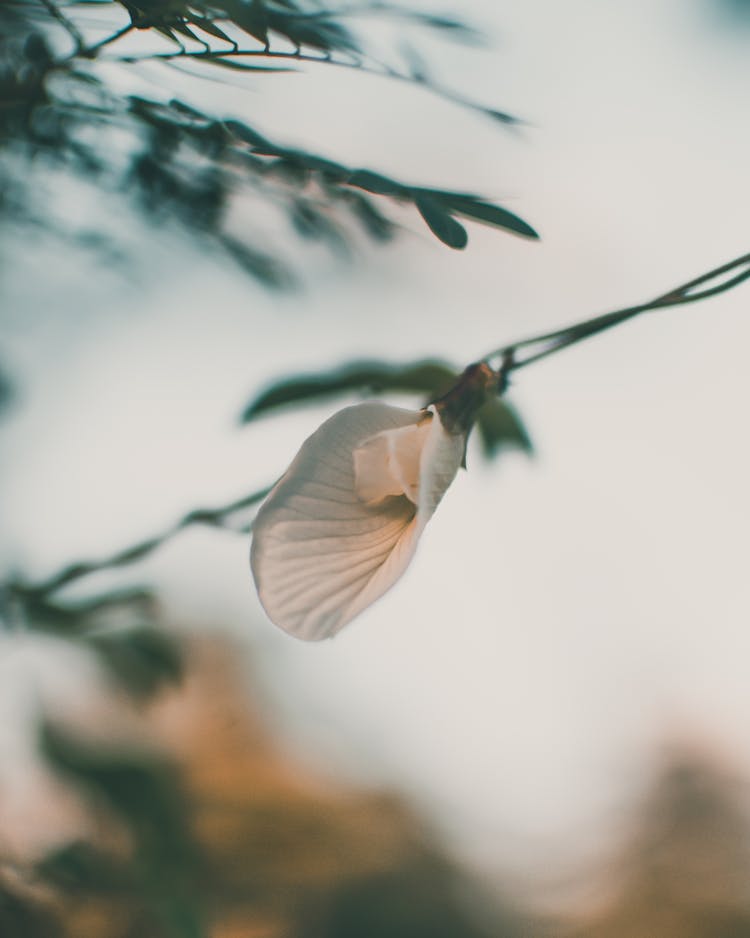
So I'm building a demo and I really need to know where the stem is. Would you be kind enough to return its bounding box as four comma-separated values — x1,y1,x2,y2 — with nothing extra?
79,22,135,58
15,484,271,599
113,46,517,125
485,252,750,374
39,0,85,52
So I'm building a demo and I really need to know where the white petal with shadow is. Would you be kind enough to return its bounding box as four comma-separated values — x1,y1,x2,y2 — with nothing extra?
251,401,464,640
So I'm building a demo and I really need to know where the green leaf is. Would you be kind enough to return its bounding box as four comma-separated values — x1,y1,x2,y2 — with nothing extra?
240,359,460,422
347,169,405,197
347,192,394,242
223,119,272,149
478,105,521,126
266,11,360,54
475,398,532,459
188,15,234,44
40,724,192,863
439,194,539,239
290,200,348,253
12,587,154,638
38,841,133,896
414,194,468,249
220,0,270,45
39,725,205,937
154,25,182,46
219,234,293,288
88,627,183,700
281,151,347,178
200,56,293,73
0,364,12,417
172,21,205,44
0,876,62,938
410,13,482,40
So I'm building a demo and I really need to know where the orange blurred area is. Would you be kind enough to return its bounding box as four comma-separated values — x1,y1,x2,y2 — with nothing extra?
3,636,750,938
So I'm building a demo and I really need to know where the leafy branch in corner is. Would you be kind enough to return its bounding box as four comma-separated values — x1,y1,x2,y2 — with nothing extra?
1,0,536,285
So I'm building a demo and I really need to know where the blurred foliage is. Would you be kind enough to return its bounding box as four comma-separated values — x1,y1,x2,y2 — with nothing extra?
25,639,532,938
89,626,183,699
241,356,533,459
5,584,184,700
0,478,272,722
41,721,205,938
716,0,750,22
0,0,536,290
296,864,521,938
566,751,750,938
241,358,460,415
0,872,65,938
0,363,12,417
18,641,750,938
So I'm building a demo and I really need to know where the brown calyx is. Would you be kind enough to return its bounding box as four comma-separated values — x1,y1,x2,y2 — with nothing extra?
430,361,500,435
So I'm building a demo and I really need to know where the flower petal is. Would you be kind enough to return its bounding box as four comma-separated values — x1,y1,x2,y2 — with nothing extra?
251,402,464,640
353,419,432,505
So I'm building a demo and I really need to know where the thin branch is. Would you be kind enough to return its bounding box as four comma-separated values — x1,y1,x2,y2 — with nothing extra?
79,22,135,58
221,2,484,43
113,46,518,125
484,252,750,373
13,484,272,600
39,0,85,52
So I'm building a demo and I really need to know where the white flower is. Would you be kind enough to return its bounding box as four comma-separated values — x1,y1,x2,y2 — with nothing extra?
250,401,466,640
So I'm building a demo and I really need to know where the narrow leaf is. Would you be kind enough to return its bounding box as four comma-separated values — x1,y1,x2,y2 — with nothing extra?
189,15,235,44
87,627,183,700
347,192,394,242
347,169,405,197
479,106,520,126
200,56,293,73
240,359,459,422
414,194,468,249
475,398,532,459
219,234,293,288
38,842,133,896
440,194,539,239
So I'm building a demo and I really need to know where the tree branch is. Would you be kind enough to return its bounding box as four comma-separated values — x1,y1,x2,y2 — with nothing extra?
485,251,750,373
11,484,272,601
80,22,135,58
114,46,518,125
39,0,86,52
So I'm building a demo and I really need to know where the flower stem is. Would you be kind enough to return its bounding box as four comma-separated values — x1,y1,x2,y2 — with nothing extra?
485,251,750,376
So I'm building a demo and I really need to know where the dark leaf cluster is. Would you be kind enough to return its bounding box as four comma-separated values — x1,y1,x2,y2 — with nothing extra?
0,0,536,285
5,583,184,700
119,0,360,54
40,723,205,937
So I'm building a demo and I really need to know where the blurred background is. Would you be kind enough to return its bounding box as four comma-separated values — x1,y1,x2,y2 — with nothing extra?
2,0,750,935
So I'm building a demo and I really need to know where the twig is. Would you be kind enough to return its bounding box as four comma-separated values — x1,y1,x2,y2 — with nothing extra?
14,484,272,599
485,252,750,373
39,0,85,52
79,22,135,58
113,46,518,125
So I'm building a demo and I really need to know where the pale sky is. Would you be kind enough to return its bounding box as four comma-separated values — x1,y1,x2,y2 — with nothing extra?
2,0,750,901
